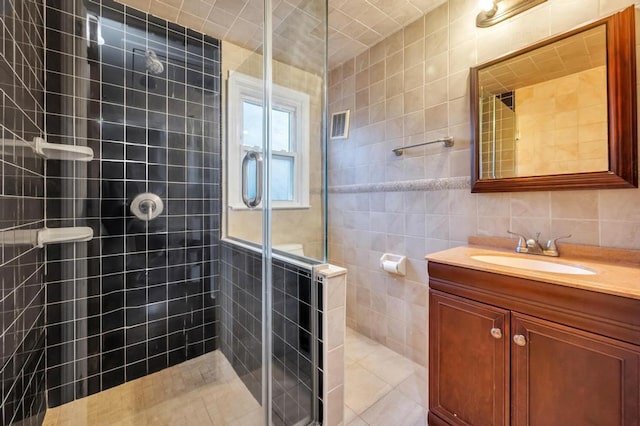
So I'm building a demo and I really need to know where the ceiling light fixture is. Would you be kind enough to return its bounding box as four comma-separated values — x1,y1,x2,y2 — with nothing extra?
476,0,547,28
479,0,498,15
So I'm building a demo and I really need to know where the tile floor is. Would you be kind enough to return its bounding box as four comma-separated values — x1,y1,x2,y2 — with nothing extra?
42,350,263,425
42,328,428,425
343,328,428,426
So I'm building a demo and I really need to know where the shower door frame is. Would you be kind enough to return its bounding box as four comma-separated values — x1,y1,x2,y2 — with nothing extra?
261,0,274,424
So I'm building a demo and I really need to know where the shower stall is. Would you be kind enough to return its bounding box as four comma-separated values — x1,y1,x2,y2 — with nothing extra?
0,0,329,424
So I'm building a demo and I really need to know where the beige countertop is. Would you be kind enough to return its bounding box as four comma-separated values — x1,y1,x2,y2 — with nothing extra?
426,246,640,300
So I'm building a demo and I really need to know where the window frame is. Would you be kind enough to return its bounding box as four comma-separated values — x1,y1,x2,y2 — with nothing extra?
227,71,310,210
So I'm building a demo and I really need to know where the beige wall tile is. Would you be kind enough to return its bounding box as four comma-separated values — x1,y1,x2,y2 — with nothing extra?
424,103,448,131
478,216,510,237
328,0,640,368
425,2,448,33
599,188,640,221
327,275,347,310
448,149,470,176
426,26,448,57
550,0,598,34
404,87,425,113
327,346,345,390
327,307,346,350
370,101,386,123
370,80,386,104
356,50,370,72
405,63,426,90
386,72,404,97
404,111,426,136
404,17,425,46
600,0,636,15
511,192,550,218
386,30,405,57
404,40,425,69
355,69,369,91
600,221,640,249
386,51,404,77
550,219,599,245
448,95,469,125
424,152,450,178
551,191,599,219
425,51,448,82
386,94,404,119
449,0,475,18
511,217,552,238
449,39,475,73
354,107,370,128
386,116,404,138
370,60,386,84
424,78,448,107
326,386,345,426
449,12,476,46
448,69,469,100
370,40,386,65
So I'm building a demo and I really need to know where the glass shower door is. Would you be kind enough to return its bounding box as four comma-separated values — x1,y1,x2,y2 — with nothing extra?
221,0,327,424
267,0,327,424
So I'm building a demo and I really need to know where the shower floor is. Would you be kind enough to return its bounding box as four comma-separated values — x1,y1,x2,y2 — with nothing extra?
42,350,262,425
43,329,428,425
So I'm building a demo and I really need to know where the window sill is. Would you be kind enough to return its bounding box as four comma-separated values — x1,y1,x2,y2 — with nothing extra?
228,204,311,211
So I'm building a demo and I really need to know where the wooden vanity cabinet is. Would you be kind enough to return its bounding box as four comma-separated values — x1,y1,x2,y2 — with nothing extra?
428,262,640,426
429,291,510,425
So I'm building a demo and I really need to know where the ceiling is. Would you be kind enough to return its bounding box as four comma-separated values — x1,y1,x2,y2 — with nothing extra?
479,25,607,95
115,0,446,70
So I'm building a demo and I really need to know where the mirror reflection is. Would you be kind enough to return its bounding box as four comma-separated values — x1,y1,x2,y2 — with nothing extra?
478,25,608,179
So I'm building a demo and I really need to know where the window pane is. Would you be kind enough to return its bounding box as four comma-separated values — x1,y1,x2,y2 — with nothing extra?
243,101,263,147
272,155,294,201
243,102,291,153
272,109,291,152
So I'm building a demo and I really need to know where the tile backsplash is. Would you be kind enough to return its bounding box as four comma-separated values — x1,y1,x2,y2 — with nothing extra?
0,0,48,424
328,0,640,365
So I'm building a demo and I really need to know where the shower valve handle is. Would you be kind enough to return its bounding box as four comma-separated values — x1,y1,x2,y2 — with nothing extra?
131,193,164,221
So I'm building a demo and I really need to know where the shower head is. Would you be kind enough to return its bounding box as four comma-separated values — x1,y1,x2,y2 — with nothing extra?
145,50,164,75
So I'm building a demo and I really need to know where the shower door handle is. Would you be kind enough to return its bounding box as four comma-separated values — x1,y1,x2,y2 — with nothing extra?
241,150,263,208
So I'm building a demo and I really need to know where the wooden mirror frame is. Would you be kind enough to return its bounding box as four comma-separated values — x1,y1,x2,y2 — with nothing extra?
470,6,638,193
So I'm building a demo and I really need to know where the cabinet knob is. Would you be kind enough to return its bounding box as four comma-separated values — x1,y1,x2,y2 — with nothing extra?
490,328,502,339
513,334,527,346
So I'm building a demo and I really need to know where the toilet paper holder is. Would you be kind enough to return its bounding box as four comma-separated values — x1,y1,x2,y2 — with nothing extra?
379,253,407,276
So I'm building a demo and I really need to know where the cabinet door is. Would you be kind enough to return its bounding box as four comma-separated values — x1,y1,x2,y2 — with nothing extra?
512,313,640,426
429,290,510,425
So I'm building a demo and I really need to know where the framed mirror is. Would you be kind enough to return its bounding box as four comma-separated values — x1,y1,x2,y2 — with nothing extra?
470,6,638,192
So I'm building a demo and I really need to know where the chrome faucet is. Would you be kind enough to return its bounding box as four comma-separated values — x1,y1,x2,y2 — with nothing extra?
507,231,571,257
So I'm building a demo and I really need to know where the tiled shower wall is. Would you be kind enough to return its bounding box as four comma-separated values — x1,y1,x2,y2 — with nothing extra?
328,0,640,366
479,93,516,179
44,0,221,406
219,242,319,425
0,0,48,424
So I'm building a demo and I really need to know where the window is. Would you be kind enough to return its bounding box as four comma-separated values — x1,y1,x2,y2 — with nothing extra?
227,71,310,209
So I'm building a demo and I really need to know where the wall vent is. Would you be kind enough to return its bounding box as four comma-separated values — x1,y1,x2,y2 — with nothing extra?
330,110,350,139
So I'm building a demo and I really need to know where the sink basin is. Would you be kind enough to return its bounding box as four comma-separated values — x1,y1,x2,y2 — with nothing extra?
470,255,596,275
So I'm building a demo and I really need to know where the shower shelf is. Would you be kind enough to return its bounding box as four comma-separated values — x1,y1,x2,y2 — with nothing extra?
1,137,94,161
33,137,94,161
0,227,94,248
